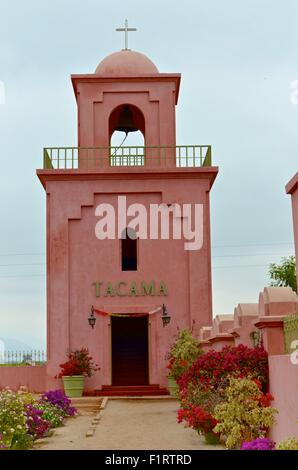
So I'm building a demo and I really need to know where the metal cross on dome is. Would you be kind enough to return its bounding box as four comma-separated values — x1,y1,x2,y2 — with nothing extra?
116,19,137,50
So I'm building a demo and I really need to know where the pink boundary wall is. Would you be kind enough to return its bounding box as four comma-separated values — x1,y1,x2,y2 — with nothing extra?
199,286,298,442
0,366,46,393
269,355,298,442
196,172,298,441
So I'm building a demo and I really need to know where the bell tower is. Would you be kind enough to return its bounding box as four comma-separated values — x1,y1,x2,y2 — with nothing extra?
71,49,180,167
38,39,218,392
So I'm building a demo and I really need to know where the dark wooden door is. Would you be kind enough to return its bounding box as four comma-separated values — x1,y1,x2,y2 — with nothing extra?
112,316,149,385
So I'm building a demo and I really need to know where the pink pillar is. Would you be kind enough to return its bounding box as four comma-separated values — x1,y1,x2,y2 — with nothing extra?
199,326,213,352
254,317,286,355
254,287,298,355
286,172,298,273
208,315,235,351
254,286,298,442
230,303,258,347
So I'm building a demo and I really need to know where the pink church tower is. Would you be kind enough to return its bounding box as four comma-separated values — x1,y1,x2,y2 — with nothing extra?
37,30,218,393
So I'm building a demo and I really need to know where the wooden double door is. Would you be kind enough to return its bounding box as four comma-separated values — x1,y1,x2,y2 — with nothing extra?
111,316,149,386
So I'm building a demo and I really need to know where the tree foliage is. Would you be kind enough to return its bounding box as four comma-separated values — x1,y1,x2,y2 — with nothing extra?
268,256,297,292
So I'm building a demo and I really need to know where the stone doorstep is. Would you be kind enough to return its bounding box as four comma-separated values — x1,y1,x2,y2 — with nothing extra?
73,396,176,414
71,397,103,407
70,397,103,405
70,397,104,415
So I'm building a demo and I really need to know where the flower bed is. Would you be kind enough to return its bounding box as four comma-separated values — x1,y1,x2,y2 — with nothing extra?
0,387,77,450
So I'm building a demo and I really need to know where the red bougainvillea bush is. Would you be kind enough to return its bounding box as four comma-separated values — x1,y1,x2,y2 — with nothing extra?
177,344,270,442
56,348,100,378
178,344,269,394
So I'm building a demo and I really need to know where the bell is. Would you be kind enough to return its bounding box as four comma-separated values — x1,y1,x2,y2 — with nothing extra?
116,105,138,133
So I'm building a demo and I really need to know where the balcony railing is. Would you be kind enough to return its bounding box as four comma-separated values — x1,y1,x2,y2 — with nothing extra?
43,145,212,169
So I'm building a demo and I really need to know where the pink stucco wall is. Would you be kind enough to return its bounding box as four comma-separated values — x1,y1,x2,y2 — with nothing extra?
286,172,298,271
231,303,258,347
255,287,298,355
206,314,234,351
37,169,217,390
72,74,180,153
269,355,298,443
211,314,234,336
0,366,46,393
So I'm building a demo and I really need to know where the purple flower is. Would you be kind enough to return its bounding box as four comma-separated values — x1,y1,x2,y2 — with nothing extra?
241,438,275,450
25,405,50,439
41,390,76,416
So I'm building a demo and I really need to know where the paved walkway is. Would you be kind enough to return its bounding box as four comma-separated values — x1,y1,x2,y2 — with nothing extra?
35,399,223,450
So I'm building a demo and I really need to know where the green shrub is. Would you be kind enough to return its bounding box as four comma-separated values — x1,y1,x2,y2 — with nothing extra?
166,329,202,381
10,433,34,450
277,437,298,450
213,378,278,449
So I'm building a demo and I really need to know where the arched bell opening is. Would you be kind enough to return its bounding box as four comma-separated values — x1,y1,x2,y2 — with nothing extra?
109,104,145,166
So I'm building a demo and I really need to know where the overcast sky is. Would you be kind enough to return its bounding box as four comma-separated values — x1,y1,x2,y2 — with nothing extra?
0,0,297,350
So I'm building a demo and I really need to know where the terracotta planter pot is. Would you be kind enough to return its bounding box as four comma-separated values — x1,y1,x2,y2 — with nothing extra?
62,375,85,397
167,377,179,397
204,431,220,445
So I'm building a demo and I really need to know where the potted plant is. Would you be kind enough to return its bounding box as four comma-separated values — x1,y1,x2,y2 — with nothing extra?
177,381,223,445
177,404,220,444
56,348,100,397
166,329,201,396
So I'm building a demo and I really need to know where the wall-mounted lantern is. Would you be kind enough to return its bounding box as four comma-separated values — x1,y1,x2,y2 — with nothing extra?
88,305,96,329
161,304,171,327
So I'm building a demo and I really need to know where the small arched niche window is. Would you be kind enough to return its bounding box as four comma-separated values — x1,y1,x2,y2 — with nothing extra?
121,227,138,271
109,104,145,166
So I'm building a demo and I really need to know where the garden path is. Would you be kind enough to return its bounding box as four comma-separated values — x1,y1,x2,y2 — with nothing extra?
35,398,224,450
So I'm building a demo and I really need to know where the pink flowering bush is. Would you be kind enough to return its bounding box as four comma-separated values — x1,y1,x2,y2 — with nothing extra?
41,390,76,416
25,405,50,439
